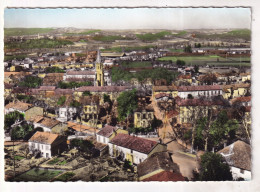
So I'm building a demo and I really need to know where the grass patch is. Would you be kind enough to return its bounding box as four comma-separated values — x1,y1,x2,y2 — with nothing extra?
47,158,60,165
14,155,25,160
64,30,101,36
121,61,152,68
4,28,55,36
168,48,184,53
173,30,187,37
13,168,63,181
57,160,67,165
53,172,75,181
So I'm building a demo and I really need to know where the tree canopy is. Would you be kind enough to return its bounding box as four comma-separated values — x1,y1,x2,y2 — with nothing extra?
45,67,65,73
4,111,24,132
194,152,232,181
117,89,138,121
18,75,42,88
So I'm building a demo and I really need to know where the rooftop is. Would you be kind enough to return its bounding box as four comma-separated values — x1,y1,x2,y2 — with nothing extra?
66,70,95,76
5,101,32,112
153,86,178,92
32,116,60,128
218,140,251,171
97,125,118,138
109,133,158,154
176,98,225,106
76,86,130,93
137,152,180,178
29,131,59,144
142,171,185,182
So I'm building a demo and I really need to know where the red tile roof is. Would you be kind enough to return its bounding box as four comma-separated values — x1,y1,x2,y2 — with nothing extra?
231,96,251,104
38,86,56,91
109,133,158,154
143,171,185,182
97,125,118,138
29,131,59,144
166,110,179,119
177,85,222,92
153,86,178,92
178,75,191,80
5,101,32,112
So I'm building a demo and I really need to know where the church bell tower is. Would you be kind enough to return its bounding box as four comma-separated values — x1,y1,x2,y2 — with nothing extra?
95,49,104,86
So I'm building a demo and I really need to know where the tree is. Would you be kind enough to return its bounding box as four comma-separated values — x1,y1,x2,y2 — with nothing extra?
195,152,232,181
184,45,192,53
18,75,42,88
57,96,66,106
70,100,81,108
70,138,94,154
4,111,24,132
200,73,217,85
117,89,138,123
82,91,92,96
11,123,34,141
176,59,186,67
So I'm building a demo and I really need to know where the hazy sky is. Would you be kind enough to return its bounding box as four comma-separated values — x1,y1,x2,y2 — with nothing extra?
4,8,251,29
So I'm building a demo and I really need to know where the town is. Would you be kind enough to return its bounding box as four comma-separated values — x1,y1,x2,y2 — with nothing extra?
4,27,251,182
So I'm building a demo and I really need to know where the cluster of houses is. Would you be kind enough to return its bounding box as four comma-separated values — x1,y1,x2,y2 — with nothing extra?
4,48,252,181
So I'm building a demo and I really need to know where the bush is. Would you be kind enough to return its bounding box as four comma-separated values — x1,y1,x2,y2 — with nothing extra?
57,96,66,106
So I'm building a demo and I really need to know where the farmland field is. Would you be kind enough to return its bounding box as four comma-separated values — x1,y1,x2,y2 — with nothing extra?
5,28,55,36
13,168,63,182
158,55,250,66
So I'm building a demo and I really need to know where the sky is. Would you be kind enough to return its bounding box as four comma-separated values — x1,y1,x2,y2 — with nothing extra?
4,8,251,29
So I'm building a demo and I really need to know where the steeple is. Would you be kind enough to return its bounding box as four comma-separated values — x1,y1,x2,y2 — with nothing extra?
96,49,101,63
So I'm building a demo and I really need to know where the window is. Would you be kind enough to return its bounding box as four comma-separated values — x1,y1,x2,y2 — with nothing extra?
46,145,49,150
240,169,244,174
42,145,43,150
103,137,105,143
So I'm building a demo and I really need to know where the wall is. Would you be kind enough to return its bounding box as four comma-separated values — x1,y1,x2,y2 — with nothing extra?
231,166,251,181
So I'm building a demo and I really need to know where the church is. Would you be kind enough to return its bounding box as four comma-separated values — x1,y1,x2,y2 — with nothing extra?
95,49,111,86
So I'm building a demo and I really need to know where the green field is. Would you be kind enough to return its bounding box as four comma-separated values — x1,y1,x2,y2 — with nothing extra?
136,31,172,41
196,29,251,41
158,55,250,66
168,48,184,53
14,168,63,182
93,35,133,42
64,29,101,36
4,54,28,61
103,45,155,52
5,39,73,49
5,28,55,36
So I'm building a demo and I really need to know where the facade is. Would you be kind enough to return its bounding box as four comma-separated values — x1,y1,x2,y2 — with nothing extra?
152,86,178,99
63,70,95,81
28,131,67,158
95,50,104,86
223,84,250,99
177,85,223,99
134,107,154,128
108,133,167,165
57,107,77,122
96,125,118,145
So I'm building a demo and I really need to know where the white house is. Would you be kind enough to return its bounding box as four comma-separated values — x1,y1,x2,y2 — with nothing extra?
177,85,223,99
218,140,251,181
28,131,67,158
108,133,167,165
57,107,77,122
63,70,95,81
96,125,118,145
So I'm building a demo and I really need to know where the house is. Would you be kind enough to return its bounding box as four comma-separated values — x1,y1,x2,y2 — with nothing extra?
31,116,65,132
223,83,250,99
57,107,77,122
154,93,173,102
108,133,167,165
177,74,192,85
4,102,43,122
176,98,225,125
28,131,67,158
96,125,118,145
239,73,251,82
218,140,251,181
137,152,185,181
80,96,100,126
134,106,154,128
4,83,14,98
67,121,98,137
177,85,223,99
